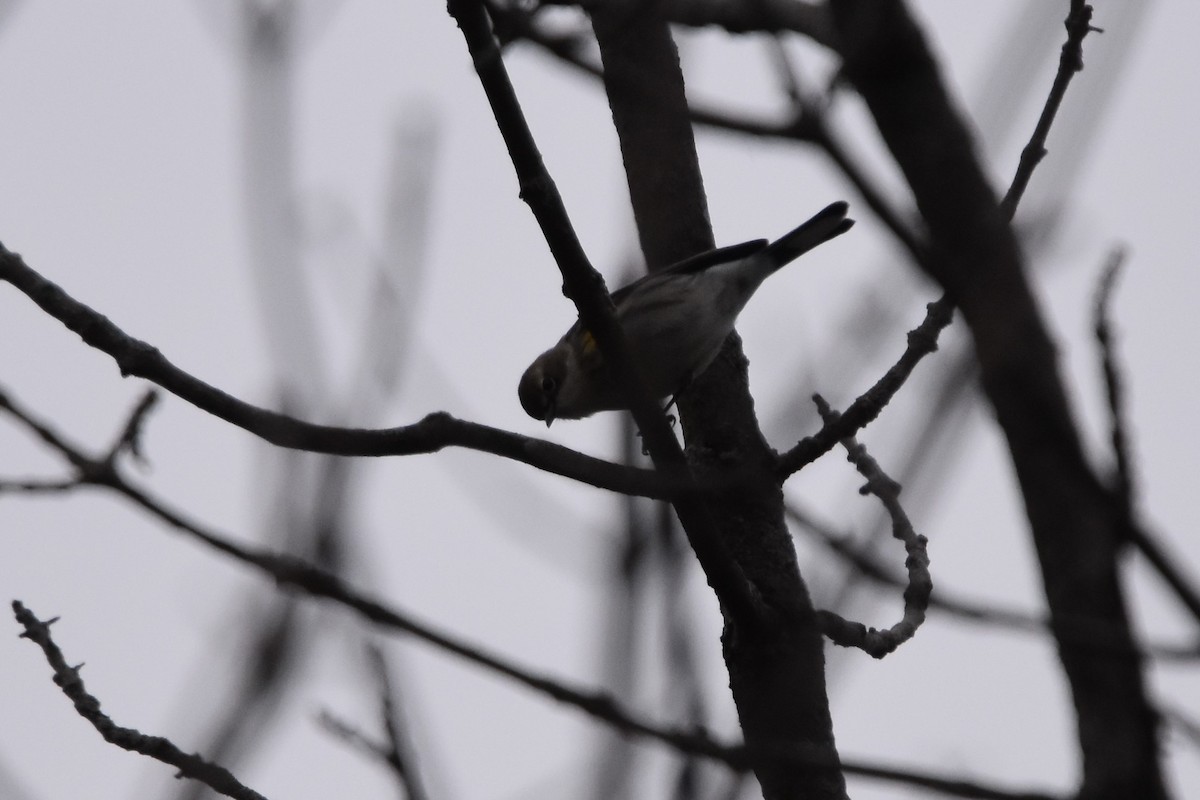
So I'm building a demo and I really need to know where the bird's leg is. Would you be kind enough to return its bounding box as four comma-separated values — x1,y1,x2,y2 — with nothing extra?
635,377,696,454
661,395,679,425
635,402,682,457
661,371,698,425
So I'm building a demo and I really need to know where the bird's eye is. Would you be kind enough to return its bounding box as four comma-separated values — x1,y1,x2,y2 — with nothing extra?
541,376,557,394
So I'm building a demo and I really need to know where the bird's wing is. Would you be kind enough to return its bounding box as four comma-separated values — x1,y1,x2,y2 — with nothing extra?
656,239,769,277
557,238,769,367
607,239,768,307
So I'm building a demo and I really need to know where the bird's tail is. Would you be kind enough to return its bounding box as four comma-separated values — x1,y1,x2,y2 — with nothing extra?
763,201,854,271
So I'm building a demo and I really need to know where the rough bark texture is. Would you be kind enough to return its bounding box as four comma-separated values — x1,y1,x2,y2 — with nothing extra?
589,6,845,798
829,3,1167,798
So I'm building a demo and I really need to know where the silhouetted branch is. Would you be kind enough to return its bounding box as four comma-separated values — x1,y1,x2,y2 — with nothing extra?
843,764,1058,800
318,650,430,800
0,387,747,767
999,0,1099,217
810,397,930,657
659,0,835,44
449,0,677,444
108,389,158,464
1093,247,1133,516
1127,528,1200,635
490,3,953,481
831,0,1164,792
1092,249,1200,629
0,478,76,494
1161,706,1200,751
448,0,765,628
526,0,834,43
0,246,705,502
777,296,954,476
3,362,1061,800
316,710,394,774
787,503,1200,661
813,344,975,614
11,602,268,800
371,645,430,800
491,3,927,264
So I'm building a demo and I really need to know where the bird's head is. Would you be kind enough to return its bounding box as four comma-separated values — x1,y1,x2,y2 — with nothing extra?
518,347,570,426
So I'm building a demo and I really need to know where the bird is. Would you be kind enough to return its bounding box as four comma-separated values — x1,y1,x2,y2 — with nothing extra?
518,201,853,425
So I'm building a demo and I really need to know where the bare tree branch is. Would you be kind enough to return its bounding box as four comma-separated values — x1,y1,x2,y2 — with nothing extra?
527,0,835,44
1161,706,1200,752
0,246,711,501
316,709,394,771
486,7,955,488
1092,249,1200,629
777,296,954,475
1,330,1062,800
490,4,927,264
809,397,930,657
1093,247,1134,517
0,478,77,494
829,1,1165,794
107,389,158,465
0,387,755,770
654,0,835,44
999,0,1099,218
370,645,431,800
787,503,1200,661
447,0,766,628
317,649,430,800
11,602,269,800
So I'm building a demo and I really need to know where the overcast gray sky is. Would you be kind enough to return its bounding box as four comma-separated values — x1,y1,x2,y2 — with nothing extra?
1,2,1197,798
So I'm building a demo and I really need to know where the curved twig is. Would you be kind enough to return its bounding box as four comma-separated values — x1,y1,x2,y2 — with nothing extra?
777,295,954,475
810,397,930,657
12,602,268,800
0,246,696,501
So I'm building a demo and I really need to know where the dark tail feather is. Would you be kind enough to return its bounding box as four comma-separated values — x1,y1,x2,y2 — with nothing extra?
763,201,853,270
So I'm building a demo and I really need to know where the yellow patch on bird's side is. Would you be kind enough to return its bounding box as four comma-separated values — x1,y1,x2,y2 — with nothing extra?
578,328,606,372
581,329,598,356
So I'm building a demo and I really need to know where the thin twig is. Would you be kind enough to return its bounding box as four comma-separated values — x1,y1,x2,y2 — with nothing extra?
810,117,927,264
108,389,159,465
816,341,976,615
0,387,750,768
777,296,954,475
809,397,930,657
317,709,393,765
11,602,269,800
5,387,1062,799
318,681,430,800
1161,705,1200,751
787,1,1100,474
513,1,1093,483
448,0,765,627
844,763,1058,800
1000,0,1100,218
450,0,678,450
1091,249,1200,627
1127,526,1200,633
0,478,78,494
493,4,927,266
0,248,705,502
1093,247,1133,516
370,645,430,800
663,0,835,45
495,2,951,470
786,503,1199,661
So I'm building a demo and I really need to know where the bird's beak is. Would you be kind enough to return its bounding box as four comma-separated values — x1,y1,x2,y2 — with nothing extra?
544,405,555,428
